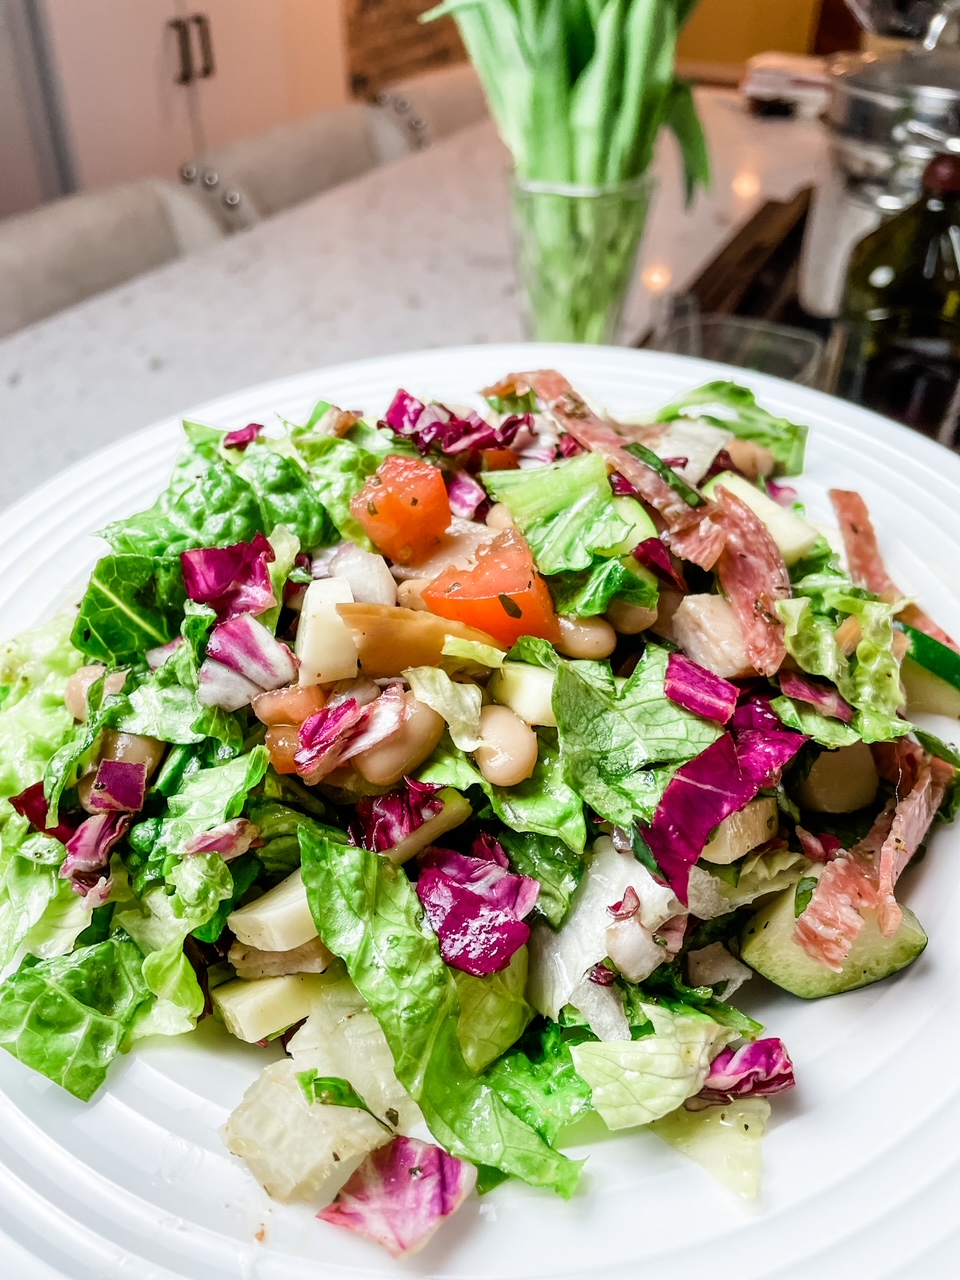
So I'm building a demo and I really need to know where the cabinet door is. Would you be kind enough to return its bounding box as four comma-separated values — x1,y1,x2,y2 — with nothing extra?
40,0,198,190
189,0,348,154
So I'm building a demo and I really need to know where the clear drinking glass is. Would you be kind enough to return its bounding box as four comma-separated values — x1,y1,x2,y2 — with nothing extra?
654,311,826,386
511,175,655,345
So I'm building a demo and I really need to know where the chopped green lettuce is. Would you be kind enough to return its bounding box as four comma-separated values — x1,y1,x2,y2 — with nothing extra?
419,731,587,853
553,645,722,826
483,452,632,574
548,556,658,619
656,381,808,476
771,696,860,748
403,666,483,751
571,1003,735,1129
486,1020,594,1144
299,825,582,1196
455,947,534,1073
496,828,585,929
0,933,150,1100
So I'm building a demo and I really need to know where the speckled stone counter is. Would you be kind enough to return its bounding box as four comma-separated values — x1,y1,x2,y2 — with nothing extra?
0,90,827,511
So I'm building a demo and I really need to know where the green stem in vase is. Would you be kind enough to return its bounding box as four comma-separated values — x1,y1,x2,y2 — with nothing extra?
423,0,709,342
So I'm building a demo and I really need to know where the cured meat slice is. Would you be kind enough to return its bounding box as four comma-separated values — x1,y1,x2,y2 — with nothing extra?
793,849,881,973
830,488,958,651
714,486,790,677
795,749,954,967
492,369,727,569
876,756,953,936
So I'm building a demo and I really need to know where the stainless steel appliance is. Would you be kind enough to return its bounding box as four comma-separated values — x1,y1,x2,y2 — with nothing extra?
800,3,960,317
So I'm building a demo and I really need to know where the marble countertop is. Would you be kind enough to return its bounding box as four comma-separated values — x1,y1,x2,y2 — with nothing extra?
0,89,828,511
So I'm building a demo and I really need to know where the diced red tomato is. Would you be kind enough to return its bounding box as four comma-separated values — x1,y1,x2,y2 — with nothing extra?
421,528,560,647
350,455,450,564
480,448,520,471
265,725,299,774
252,683,326,727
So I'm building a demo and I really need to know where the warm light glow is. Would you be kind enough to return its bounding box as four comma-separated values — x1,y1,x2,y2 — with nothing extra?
642,263,673,293
732,171,761,201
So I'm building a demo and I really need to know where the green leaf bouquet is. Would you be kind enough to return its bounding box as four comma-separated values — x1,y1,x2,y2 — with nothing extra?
424,1,709,342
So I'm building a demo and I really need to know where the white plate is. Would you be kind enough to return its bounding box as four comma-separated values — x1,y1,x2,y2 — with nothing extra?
1,344,959,1280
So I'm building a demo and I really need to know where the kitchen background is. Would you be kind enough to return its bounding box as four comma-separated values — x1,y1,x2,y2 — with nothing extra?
1,0,854,220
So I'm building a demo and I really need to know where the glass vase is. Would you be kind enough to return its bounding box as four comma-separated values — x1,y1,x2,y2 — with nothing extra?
511,174,654,345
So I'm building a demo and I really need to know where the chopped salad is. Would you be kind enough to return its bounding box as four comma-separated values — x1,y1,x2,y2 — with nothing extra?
1,369,958,1259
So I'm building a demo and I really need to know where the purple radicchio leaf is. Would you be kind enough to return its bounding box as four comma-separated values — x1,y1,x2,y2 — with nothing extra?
665,652,739,725
642,717,806,905
419,847,539,920
559,434,586,459
317,1135,476,1259
778,671,854,723
295,699,365,782
205,613,297,689
416,866,530,976
181,533,276,622
337,685,409,764
765,478,799,507
223,423,263,450
60,812,130,890
350,778,445,852
197,658,263,712
795,825,842,863
184,817,260,860
632,537,687,591
382,389,524,456
86,759,147,813
10,781,78,844
469,832,509,867
446,471,489,520
694,1037,796,1106
145,636,184,670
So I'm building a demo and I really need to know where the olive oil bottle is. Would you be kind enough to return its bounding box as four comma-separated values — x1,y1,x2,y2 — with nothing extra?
836,154,960,444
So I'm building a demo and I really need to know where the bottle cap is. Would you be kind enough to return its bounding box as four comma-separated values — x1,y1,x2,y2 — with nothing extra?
922,154,960,195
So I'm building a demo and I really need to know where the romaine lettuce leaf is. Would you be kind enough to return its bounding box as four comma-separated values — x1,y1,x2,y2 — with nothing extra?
486,1020,594,1144
649,1097,771,1199
289,434,383,549
72,554,184,665
771,695,860,748
496,828,585,929
235,446,337,552
403,666,483,751
553,645,722,826
0,933,150,1100
419,731,587,853
571,1003,735,1129
482,452,631,574
454,946,534,1073
299,825,583,1196
102,461,264,557
656,381,808,476
548,556,658,619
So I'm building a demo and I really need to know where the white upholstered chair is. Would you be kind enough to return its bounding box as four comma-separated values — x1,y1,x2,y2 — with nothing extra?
0,179,222,337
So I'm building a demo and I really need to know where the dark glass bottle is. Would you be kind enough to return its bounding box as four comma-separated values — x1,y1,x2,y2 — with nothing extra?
836,153,960,444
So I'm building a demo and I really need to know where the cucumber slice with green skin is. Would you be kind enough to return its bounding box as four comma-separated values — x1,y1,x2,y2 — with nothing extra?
740,885,927,999
900,624,960,718
701,471,819,566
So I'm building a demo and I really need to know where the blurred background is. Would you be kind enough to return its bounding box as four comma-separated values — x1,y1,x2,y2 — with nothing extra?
1,0,960,502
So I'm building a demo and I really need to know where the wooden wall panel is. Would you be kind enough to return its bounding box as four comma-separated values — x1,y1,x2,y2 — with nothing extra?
345,0,465,98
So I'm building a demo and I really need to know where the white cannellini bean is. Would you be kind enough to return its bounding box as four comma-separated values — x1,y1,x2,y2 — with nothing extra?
64,665,126,722
605,600,658,635
396,578,432,611
474,704,539,787
555,615,617,659
353,694,445,787
485,503,516,531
